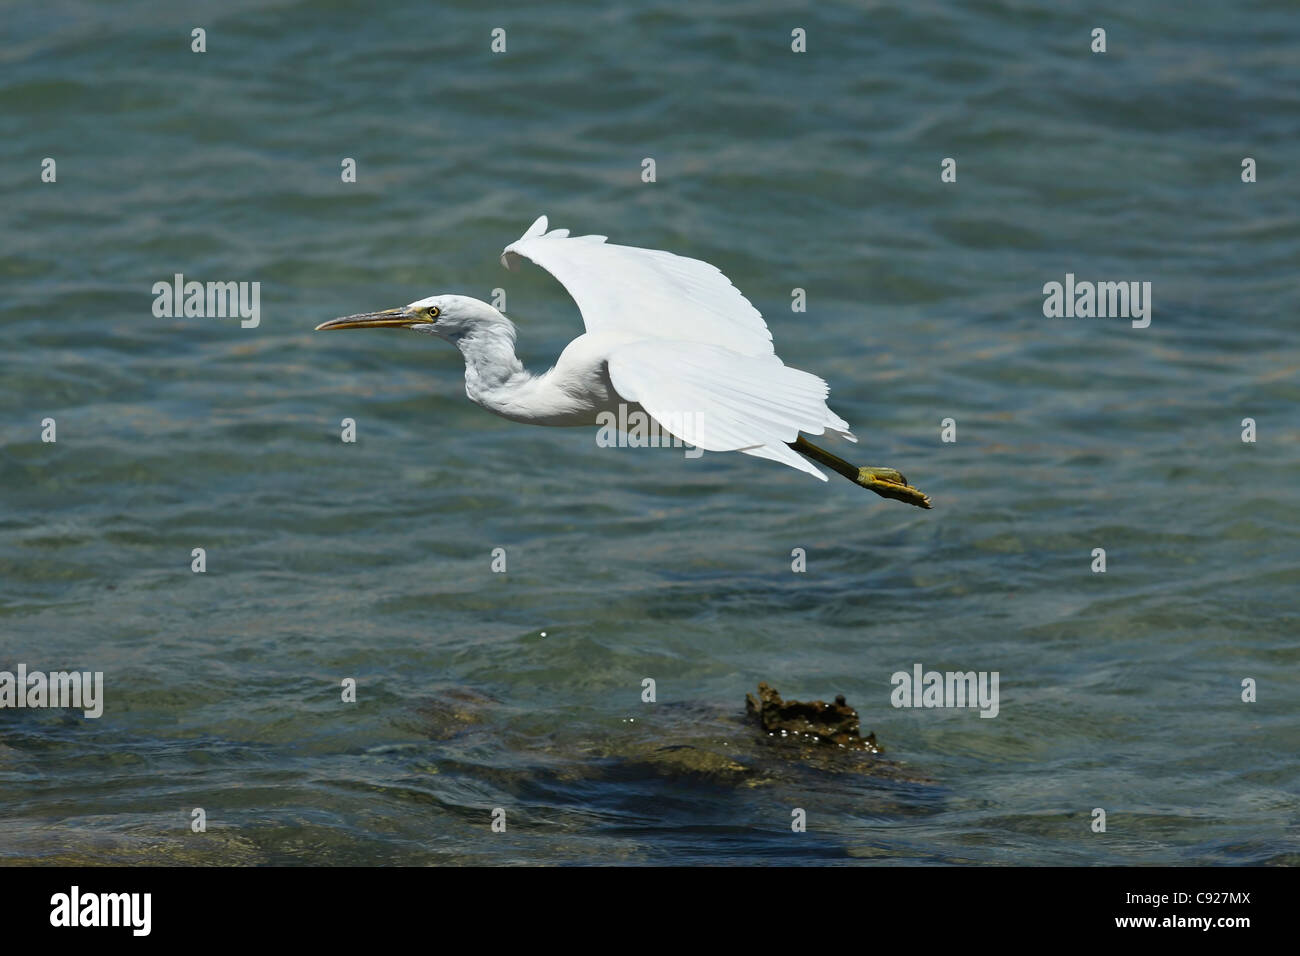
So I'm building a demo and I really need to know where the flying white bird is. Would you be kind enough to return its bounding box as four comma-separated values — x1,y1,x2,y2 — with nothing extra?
316,216,931,507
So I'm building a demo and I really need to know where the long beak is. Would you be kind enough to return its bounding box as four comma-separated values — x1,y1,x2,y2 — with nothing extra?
315,307,420,331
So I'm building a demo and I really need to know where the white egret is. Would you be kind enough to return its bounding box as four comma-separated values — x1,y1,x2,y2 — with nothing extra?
316,216,931,507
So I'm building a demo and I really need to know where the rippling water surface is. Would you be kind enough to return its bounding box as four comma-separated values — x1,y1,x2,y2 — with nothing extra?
1,0,1297,865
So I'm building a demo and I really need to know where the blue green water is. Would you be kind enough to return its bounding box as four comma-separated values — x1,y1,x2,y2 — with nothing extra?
1,0,1297,865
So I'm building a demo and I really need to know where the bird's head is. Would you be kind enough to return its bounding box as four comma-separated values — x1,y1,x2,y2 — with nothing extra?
315,294,507,342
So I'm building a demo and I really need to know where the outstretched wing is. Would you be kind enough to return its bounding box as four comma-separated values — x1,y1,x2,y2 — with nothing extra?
605,340,853,479
501,216,856,479
501,215,775,357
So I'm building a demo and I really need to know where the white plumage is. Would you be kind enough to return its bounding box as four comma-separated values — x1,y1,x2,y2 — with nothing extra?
500,216,854,479
316,216,931,507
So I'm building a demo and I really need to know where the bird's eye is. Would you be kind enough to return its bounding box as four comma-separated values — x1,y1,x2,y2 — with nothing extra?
426,307,440,318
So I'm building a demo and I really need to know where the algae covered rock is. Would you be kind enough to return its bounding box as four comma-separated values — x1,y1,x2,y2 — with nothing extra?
746,682,881,753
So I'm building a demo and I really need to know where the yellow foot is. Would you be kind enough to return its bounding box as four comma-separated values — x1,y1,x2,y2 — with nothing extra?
856,467,932,509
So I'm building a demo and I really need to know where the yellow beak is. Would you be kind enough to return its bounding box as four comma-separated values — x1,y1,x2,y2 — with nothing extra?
315,308,421,331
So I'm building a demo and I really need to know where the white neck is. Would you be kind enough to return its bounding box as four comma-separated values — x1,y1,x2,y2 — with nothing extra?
452,319,588,425
453,321,527,395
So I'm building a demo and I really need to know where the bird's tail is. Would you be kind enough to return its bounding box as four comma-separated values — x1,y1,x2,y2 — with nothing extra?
787,436,932,509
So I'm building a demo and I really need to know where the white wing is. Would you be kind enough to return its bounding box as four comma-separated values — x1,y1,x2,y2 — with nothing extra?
502,216,856,478
502,215,774,356
605,341,852,479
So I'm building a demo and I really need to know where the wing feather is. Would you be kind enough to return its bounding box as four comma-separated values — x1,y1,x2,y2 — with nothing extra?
501,217,859,482
502,215,775,356
606,341,854,480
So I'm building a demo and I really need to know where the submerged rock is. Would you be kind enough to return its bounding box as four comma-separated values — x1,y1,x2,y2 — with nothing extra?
405,680,909,793
746,682,881,753
411,686,498,740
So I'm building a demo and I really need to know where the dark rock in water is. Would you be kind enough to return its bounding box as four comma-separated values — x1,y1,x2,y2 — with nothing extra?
746,682,881,753
412,686,498,740
402,682,917,797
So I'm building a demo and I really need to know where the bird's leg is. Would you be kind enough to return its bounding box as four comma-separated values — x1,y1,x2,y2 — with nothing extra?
787,436,932,509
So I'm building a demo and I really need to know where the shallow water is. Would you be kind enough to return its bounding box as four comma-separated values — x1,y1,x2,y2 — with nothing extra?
1,0,1297,865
